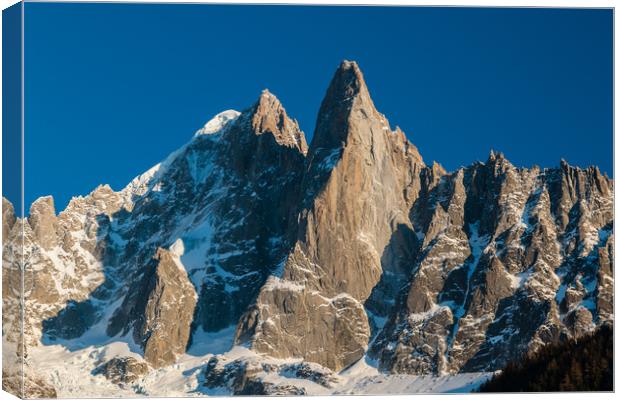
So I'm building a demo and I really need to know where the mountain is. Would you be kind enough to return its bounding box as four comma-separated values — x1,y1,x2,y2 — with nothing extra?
2,61,613,397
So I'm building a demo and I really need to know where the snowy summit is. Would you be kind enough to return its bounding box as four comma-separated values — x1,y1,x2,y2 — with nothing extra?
195,109,241,136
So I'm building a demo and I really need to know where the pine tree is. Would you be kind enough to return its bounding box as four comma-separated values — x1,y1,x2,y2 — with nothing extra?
479,325,612,392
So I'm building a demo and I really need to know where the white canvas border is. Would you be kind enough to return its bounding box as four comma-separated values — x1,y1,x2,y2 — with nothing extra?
0,1,616,400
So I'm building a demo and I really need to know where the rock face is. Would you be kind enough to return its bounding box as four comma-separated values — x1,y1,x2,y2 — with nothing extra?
235,61,426,372
2,197,15,240
29,196,59,250
93,357,149,385
109,90,308,341
2,369,58,399
202,353,339,395
108,247,198,367
371,153,614,374
2,60,614,397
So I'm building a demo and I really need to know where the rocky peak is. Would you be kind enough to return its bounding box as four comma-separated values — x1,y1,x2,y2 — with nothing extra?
2,197,16,241
90,183,115,197
432,161,447,176
216,90,308,184
236,60,429,372
559,159,612,194
246,89,308,154
326,60,372,107
309,60,378,153
61,184,124,217
28,195,58,250
486,149,513,175
546,158,614,231
140,247,197,368
107,245,197,368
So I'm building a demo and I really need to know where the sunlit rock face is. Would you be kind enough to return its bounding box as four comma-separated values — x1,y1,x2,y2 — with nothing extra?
372,154,613,374
235,60,427,372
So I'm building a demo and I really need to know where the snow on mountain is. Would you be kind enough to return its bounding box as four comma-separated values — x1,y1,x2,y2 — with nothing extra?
195,110,240,136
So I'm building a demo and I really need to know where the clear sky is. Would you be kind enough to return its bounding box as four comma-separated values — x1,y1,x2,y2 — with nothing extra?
22,4,613,213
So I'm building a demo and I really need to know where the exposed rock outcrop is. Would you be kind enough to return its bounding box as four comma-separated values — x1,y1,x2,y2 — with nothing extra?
93,356,149,385
2,369,58,399
373,153,614,374
28,196,58,250
2,197,15,240
235,60,427,372
107,247,197,368
201,354,339,395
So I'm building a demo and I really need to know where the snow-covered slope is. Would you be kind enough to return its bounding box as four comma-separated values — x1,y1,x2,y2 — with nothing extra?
28,338,491,397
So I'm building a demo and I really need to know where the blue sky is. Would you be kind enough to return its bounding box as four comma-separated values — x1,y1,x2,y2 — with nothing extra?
22,4,612,212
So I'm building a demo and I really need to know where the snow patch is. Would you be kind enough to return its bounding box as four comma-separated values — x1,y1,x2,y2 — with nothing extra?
169,238,185,257
318,147,342,171
263,276,305,292
195,110,240,136
187,325,236,356
335,372,491,394
408,303,450,323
